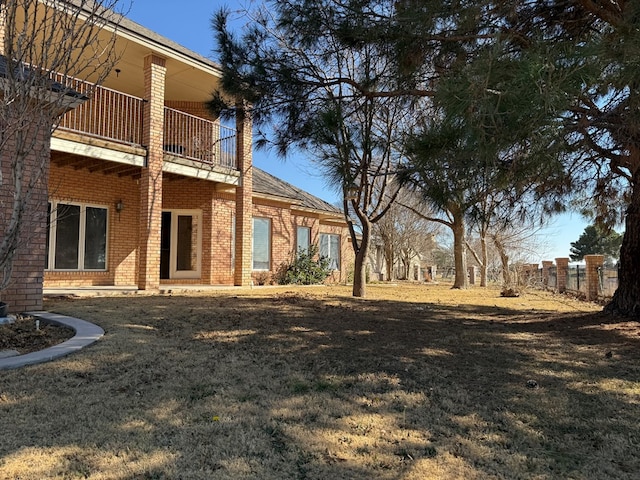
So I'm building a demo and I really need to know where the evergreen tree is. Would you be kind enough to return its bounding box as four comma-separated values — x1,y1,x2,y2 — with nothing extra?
401,1,639,314
492,1,640,315
210,1,437,297
570,225,623,263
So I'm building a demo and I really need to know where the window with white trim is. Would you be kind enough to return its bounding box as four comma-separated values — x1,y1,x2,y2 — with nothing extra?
252,217,271,270
319,233,340,270
296,226,311,255
46,201,108,271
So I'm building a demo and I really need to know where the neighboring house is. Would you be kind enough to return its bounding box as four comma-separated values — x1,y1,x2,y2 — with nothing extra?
1,1,351,312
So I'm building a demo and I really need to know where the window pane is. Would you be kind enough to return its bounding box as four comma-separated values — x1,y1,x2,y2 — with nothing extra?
84,207,107,269
330,234,340,269
297,226,310,254
54,204,80,269
319,234,329,259
176,214,198,271
319,233,340,270
253,218,270,270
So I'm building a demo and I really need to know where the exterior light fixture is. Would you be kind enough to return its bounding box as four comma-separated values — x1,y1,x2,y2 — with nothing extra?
115,200,124,213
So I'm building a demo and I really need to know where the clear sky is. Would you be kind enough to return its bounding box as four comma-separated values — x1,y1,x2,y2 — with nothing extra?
126,0,592,262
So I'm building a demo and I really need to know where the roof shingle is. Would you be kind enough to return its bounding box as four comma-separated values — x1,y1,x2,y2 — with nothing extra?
252,167,342,215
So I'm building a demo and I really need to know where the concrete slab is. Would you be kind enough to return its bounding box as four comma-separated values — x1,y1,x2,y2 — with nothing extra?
0,312,104,370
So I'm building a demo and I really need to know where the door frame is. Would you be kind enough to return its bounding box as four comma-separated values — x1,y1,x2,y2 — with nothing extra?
160,209,203,279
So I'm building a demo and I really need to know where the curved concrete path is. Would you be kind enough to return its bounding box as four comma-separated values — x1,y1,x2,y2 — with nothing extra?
0,312,104,370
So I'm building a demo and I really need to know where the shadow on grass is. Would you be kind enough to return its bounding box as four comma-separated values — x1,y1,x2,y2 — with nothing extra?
1,290,638,479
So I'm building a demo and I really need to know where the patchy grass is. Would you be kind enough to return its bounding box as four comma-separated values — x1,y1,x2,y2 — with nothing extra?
1,283,639,479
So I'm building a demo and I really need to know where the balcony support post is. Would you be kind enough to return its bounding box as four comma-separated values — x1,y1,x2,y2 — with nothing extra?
234,103,253,286
137,54,166,291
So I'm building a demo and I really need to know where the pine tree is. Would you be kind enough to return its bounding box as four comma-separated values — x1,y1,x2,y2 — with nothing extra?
570,225,623,264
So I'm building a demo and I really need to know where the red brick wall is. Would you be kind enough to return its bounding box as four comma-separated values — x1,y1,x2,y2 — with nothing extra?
43,167,352,290
44,160,139,287
138,54,166,290
0,119,51,312
164,101,215,120
250,200,352,284
234,109,253,286
210,193,236,284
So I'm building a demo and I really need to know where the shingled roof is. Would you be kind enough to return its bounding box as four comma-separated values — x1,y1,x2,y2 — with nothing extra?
252,167,342,215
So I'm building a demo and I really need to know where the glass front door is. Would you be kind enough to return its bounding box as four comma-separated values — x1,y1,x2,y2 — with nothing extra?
160,210,202,279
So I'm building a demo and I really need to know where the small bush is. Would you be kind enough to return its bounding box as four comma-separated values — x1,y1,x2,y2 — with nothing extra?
254,271,271,286
275,245,332,285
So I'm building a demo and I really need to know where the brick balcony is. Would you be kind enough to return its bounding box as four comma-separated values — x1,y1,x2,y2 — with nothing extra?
55,76,237,170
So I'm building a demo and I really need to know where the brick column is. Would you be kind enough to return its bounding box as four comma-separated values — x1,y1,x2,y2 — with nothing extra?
541,261,553,287
138,54,166,291
555,257,569,293
584,254,604,302
0,122,51,313
234,105,253,286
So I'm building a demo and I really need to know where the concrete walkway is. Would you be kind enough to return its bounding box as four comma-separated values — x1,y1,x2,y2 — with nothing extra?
44,284,248,297
0,312,104,370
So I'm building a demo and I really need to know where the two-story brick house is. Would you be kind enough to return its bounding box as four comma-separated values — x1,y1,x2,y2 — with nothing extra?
0,1,351,313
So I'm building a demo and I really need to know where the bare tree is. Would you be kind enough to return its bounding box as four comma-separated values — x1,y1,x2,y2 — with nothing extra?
0,0,123,292
489,221,550,294
372,189,439,281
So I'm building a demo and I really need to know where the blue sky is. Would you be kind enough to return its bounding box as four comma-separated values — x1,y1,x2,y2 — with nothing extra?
126,0,591,262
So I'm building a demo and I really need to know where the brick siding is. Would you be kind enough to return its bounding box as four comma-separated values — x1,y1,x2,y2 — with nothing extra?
0,117,51,311
45,159,139,287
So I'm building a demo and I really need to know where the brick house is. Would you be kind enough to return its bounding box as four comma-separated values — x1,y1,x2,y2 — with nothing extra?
0,1,352,313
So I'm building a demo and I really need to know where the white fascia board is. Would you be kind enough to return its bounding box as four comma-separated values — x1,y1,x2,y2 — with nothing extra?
162,162,240,185
51,136,145,166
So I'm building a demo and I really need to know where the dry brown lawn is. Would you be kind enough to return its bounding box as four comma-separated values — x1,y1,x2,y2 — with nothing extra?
1,283,639,479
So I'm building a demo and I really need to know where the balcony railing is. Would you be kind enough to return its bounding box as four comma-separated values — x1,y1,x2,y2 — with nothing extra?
55,74,144,146
163,107,237,169
54,75,237,171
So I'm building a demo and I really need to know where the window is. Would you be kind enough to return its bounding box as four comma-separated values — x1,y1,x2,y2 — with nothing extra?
253,217,271,270
296,226,311,255
319,233,340,270
46,201,107,271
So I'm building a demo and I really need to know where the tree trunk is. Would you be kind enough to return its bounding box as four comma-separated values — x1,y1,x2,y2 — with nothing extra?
353,218,371,297
452,212,468,289
384,243,394,281
480,234,488,287
494,237,512,288
605,172,640,316
402,255,410,279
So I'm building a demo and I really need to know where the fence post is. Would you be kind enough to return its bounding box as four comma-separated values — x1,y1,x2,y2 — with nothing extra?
584,255,605,301
542,261,553,288
468,266,478,285
555,258,570,293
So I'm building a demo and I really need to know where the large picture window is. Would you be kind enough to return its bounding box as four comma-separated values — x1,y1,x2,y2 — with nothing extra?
46,201,107,271
253,217,271,270
319,233,340,270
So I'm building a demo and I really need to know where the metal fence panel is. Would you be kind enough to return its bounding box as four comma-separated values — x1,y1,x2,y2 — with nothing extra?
548,266,557,289
598,267,618,297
